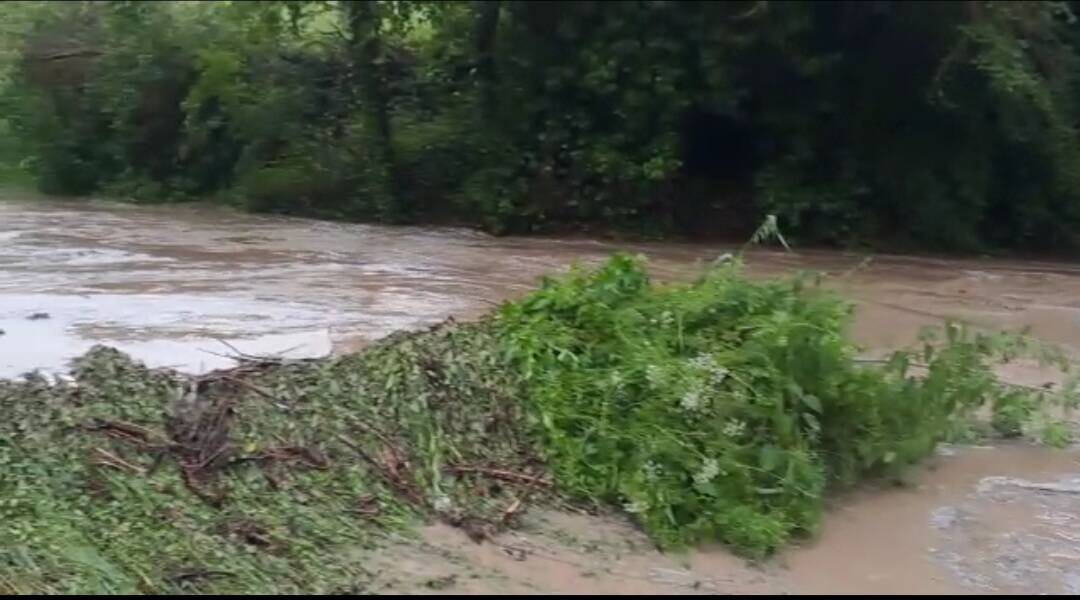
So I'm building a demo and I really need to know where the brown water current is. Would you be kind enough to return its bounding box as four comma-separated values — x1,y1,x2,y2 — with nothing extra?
4,193,1080,593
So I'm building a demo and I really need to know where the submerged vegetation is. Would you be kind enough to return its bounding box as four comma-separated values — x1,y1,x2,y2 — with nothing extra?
4,1,1080,250
2,255,1075,592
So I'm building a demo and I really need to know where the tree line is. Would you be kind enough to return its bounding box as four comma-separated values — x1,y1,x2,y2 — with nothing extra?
3,1,1080,251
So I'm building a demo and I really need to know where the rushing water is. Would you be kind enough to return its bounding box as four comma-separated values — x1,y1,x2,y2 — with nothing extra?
4,193,1080,593
0,196,721,376
6,194,1080,377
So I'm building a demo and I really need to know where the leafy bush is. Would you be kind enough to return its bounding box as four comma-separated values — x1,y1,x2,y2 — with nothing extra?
497,254,1075,555
237,158,328,215
236,148,363,219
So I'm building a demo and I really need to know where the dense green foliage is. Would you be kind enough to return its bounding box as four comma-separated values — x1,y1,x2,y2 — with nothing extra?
3,256,1075,592
498,255,1076,554
3,1,1080,249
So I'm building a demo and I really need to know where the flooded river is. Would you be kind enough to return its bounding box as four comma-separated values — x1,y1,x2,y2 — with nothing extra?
3,194,1080,593
0,196,731,376
6,195,1080,376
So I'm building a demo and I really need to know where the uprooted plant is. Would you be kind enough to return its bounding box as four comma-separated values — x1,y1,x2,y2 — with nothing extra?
2,255,1076,593
496,254,1077,555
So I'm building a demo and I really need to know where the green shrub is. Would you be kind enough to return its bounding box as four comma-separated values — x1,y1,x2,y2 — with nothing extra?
497,254,1074,556
236,153,357,218
395,110,480,214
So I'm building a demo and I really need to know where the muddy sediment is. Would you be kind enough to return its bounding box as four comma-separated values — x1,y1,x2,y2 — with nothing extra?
355,445,1080,595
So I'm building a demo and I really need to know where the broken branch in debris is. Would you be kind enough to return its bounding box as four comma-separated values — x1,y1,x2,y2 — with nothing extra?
84,418,163,445
336,433,428,509
71,336,550,548
218,374,292,411
166,568,234,586
229,446,331,470
447,465,551,487
91,447,147,475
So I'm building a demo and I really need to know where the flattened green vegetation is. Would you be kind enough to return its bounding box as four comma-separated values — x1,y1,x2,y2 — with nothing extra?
1,325,540,594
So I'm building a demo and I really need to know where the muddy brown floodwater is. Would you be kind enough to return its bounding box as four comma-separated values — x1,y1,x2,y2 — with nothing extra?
4,193,1080,594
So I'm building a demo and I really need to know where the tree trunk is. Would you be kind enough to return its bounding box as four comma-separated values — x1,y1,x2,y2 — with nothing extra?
474,1,501,117
344,0,400,216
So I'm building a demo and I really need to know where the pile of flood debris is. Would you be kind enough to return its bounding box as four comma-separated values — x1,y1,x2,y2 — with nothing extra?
1,320,552,594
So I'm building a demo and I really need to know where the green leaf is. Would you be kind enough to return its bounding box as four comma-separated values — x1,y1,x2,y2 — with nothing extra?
694,481,719,496
760,445,783,471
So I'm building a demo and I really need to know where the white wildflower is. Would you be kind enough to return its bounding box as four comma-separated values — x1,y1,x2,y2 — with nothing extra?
711,365,729,385
623,499,650,514
688,353,718,371
722,419,746,438
693,458,721,487
433,494,453,513
680,388,703,412
646,365,665,387
688,353,729,385
642,460,662,481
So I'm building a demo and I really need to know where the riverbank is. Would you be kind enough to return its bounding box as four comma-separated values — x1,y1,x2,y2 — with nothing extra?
4,196,1080,593
4,250,1077,593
